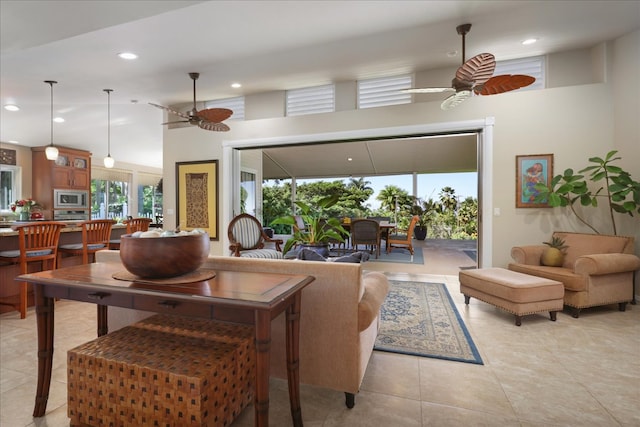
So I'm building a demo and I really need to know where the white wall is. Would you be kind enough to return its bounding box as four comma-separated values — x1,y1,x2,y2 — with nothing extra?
163,31,640,265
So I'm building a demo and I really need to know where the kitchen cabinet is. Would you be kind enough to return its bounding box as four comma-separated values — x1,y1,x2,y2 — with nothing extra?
32,146,92,219
50,150,90,189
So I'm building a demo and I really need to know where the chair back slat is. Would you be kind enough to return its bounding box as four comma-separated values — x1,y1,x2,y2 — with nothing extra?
125,218,152,234
83,220,116,245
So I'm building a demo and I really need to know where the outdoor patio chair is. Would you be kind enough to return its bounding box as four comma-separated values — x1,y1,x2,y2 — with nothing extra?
387,215,419,255
351,219,381,258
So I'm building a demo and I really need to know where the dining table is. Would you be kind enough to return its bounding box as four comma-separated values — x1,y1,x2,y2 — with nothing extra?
19,261,315,427
340,221,397,251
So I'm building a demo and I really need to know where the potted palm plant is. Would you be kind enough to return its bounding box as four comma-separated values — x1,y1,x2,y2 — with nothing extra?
270,194,348,256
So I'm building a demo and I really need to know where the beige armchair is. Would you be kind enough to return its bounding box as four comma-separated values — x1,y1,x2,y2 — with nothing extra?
509,231,640,318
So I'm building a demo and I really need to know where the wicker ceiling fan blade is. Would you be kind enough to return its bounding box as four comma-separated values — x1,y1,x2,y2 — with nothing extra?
402,87,455,94
149,102,190,120
440,90,472,110
196,108,233,123
198,121,230,132
455,53,496,87
475,74,536,95
160,120,190,125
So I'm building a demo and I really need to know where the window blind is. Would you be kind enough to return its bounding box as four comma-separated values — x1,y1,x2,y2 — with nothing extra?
92,167,132,183
204,96,245,120
357,74,412,109
286,84,335,116
138,173,162,187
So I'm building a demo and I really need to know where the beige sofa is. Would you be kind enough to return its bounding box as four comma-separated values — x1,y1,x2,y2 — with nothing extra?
508,231,640,317
95,250,389,408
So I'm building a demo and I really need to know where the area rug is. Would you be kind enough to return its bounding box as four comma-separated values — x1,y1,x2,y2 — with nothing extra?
369,247,424,264
375,280,483,365
463,249,477,262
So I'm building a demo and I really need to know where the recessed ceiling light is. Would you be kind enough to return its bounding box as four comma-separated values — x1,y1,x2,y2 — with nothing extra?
347,157,353,162
446,50,458,57
53,117,65,123
522,38,538,45
4,104,20,111
118,52,138,60
7,140,19,144
231,82,242,89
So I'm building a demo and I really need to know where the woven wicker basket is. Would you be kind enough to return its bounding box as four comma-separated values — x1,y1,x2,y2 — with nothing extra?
68,322,254,427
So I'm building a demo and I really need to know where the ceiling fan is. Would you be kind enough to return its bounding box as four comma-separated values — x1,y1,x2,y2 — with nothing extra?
149,72,233,131
405,23,536,110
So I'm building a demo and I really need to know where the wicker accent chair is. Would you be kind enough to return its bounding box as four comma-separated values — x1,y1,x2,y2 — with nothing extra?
0,221,66,318
387,215,419,255
350,219,381,258
228,214,283,258
58,219,115,264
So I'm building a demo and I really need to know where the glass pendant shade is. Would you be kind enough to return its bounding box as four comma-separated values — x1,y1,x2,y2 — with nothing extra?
45,145,59,160
103,155,115,168
44,80,58,161
103,89,115,168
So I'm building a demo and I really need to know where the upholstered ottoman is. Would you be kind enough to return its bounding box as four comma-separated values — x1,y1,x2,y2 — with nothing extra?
67,324,253,427
459,267,564,326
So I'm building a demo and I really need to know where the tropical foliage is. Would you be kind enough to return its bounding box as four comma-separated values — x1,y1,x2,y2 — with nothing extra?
263,178,478,240
534,150,639,235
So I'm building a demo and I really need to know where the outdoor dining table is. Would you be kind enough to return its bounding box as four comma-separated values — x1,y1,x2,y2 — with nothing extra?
340,221,396,251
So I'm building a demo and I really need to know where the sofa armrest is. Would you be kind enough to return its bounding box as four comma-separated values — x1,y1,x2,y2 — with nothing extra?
574,253,640,275
511,245,546,265
358,272,390,332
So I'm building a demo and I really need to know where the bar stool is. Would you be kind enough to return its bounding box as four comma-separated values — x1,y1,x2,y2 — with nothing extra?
58,219,115,265
108,217,152,249
0,221,66,318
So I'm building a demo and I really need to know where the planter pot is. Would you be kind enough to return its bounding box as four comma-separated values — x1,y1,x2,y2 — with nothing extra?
300,243,330,258
413,226,427,241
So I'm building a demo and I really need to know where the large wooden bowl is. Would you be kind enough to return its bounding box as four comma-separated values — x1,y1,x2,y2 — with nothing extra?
119,232,210,278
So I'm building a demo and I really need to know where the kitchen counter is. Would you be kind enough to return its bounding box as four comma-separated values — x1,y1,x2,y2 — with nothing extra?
0,221,126,236
0,222,128,315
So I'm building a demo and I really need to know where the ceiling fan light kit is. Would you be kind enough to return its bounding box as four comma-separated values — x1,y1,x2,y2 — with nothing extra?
44,80,59,161
405,23,536,110
103,89,115,169
149,72,233,132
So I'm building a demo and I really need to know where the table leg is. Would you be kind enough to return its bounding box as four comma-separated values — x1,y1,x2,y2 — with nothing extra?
286,293,303,427
97,305,108,336
254,310,271,427
32,284,54,417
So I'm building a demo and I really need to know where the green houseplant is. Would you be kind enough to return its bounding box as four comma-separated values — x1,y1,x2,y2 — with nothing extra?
270,194,348,255
534,150,640,235
410,198,442,240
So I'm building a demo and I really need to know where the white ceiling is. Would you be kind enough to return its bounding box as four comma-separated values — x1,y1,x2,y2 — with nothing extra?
1,1,639,171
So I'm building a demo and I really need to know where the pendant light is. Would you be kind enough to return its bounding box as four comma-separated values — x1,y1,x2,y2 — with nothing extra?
44,80,59,161
103,89,115,168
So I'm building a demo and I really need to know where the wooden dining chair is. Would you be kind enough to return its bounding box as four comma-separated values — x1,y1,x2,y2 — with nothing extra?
58,219,116,265
387,215,420,255
108,217,152,249
0,221,66,318
350,219,381,258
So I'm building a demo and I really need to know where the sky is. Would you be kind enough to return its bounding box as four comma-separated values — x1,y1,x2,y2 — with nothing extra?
286,171,478,211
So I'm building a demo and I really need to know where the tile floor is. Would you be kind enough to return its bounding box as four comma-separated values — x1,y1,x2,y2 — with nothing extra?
1,240,638,426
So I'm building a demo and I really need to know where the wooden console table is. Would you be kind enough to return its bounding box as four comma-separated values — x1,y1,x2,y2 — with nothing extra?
19,262,315,427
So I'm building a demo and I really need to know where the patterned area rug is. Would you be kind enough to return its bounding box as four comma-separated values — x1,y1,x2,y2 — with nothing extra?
375,280,483,364
370,247,424,264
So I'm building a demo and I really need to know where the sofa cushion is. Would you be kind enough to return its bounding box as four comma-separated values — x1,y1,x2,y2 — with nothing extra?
554,232,632,269
508,263,587,291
